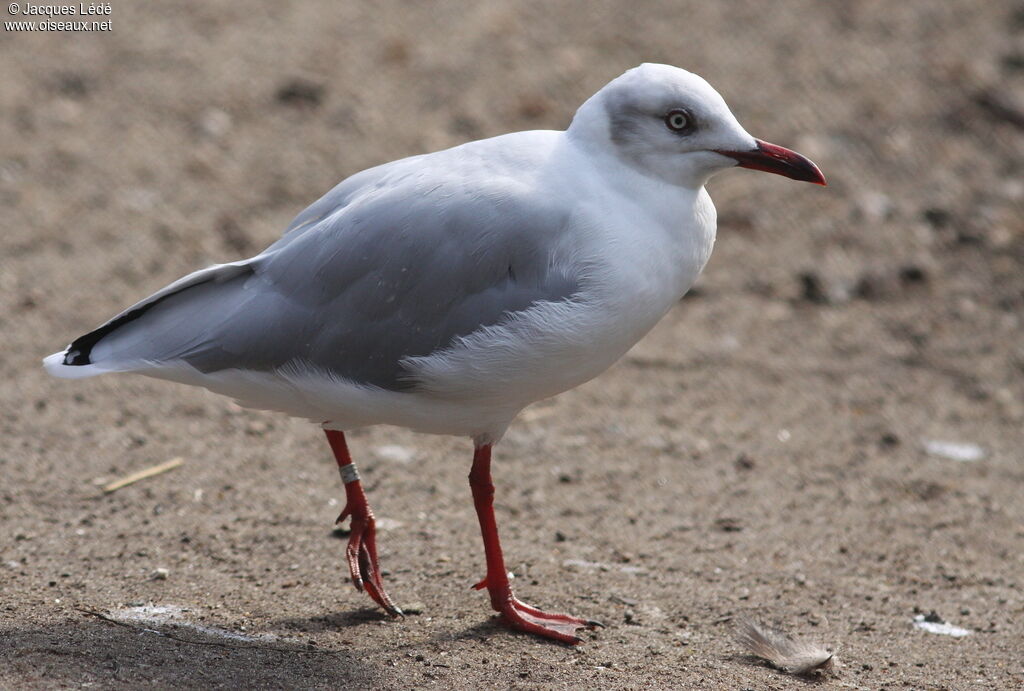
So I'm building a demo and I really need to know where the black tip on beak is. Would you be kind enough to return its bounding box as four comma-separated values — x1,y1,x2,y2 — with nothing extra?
716,139,827,186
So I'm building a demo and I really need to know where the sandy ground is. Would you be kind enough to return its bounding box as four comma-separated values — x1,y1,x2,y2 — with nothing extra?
2,1,1023,688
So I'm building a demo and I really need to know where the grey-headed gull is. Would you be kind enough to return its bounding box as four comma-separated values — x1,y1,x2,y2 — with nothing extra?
45,63,824,644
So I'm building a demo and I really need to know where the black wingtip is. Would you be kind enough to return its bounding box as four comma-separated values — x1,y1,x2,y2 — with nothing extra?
63,347,89,366
59,292,169,367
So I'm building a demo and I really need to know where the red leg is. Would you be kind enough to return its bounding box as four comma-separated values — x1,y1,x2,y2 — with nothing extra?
469,443,601,644
325,430,402,616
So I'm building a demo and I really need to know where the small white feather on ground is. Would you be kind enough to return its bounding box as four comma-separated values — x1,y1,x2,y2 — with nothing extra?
922,439,985,462
913,613,971,637
734,618,836,677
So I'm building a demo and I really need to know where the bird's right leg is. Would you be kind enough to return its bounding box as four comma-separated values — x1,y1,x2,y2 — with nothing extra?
325,429,402,616
469,443,600,644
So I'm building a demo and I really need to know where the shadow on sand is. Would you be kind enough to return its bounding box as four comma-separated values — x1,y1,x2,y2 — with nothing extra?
1,610,383,688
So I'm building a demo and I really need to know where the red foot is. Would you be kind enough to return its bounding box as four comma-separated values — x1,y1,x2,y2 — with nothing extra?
325,429,402,617
473,576,600,643
495,594,599,643
336,503,402,616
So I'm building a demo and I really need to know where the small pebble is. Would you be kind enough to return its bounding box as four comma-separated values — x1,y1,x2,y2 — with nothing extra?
734,453,756,470
373,445,415,463
715,517,743,532
402,602,425,615
854,191,895,222
276,79,325,108
198,108,232,138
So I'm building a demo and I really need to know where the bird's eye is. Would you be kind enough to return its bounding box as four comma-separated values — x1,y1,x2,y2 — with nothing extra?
664,109,693,133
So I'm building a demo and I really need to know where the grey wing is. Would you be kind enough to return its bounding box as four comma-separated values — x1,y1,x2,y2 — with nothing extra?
274,157,411,243
71,169,580,392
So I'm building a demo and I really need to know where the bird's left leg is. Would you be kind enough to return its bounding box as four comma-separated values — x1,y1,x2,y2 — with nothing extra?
469,443,601,644
325,429,403,616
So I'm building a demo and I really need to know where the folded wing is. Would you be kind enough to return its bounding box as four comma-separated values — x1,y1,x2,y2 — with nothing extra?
46,154,580,392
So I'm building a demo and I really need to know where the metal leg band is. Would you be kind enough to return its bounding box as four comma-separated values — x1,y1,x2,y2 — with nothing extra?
339,462,361,485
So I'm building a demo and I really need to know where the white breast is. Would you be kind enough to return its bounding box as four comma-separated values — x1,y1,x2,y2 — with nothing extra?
405,168,717,435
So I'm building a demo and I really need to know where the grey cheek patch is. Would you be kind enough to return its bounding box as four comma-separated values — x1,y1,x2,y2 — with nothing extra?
605,98,648,148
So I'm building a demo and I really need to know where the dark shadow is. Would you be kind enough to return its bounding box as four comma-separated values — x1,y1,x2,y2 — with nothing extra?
277,609,587,649
729,654,830,684
422,617,591,648
0,613,382,689
273,607,397,634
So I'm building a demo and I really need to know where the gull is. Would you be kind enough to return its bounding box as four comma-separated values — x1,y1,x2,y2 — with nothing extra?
45,63,825,644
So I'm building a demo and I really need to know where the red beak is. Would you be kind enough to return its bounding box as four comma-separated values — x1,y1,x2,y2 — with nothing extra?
716,139,826,186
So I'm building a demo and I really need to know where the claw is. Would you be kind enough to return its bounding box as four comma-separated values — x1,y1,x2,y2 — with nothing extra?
343,514,367,590
340,511,402,615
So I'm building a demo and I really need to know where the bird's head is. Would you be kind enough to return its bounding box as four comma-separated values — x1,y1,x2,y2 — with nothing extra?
569,63,826,190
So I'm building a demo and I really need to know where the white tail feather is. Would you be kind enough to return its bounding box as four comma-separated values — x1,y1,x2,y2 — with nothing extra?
43,351,108,379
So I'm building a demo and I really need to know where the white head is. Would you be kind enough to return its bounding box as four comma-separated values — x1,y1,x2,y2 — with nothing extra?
568,63,825,190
